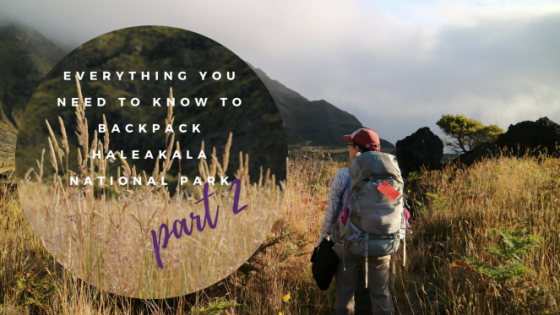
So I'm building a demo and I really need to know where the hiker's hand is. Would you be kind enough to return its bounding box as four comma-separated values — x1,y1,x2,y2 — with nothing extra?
317,235,325,247
317,234,329,247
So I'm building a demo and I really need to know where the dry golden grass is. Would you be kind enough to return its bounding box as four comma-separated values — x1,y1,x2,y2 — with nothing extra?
1,152,334,315
396,151,560,315
13,77,284,300
0,157,14,174
2,75,559,313
2,149,560,314
18,165,282,299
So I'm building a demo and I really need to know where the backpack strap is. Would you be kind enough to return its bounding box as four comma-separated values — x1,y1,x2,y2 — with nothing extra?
365,233,369,288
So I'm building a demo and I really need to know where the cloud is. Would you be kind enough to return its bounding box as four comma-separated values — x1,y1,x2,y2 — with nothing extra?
257,1,560,144
0,0,359,54
0,0,558,146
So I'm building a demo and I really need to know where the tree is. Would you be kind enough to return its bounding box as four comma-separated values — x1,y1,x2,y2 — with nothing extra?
436,114,504,153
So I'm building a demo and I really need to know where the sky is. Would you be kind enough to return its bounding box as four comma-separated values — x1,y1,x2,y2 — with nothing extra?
0,0,559,146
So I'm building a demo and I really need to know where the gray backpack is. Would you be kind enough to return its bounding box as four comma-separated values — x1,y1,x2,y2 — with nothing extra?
331,151,410,289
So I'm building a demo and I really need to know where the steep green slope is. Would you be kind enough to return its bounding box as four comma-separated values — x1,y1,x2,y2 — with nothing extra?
0,22,65,166
0,23,395,172
16,26,287,186
253,68,394,149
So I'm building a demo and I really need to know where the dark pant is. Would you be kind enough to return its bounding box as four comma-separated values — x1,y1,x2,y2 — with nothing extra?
334,243,394,315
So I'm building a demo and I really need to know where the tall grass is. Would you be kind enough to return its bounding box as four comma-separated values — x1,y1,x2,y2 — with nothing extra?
3,145,560,313
398,151,560,315
15,77,284,299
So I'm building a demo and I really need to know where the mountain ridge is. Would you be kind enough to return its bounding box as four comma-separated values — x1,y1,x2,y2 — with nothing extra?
252,67,395,149
0,23,394,171
0,22,66,168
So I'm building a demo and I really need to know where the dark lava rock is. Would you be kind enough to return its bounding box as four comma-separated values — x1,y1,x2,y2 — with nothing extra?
458,117,560,167
396,127,444,178
496,117,560,157
456,142,499,167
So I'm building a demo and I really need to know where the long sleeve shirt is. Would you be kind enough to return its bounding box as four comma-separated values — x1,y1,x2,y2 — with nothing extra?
319,167,350,243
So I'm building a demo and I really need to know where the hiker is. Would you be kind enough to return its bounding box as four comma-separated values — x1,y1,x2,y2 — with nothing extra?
317,128,395,315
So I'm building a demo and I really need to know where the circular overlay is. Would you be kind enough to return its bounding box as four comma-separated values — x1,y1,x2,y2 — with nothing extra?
15,26,287,299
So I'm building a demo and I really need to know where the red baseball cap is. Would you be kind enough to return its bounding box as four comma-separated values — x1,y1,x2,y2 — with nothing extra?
342,128,381,151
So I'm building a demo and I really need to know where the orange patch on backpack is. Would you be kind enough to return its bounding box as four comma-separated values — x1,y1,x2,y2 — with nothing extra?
377,180,400,201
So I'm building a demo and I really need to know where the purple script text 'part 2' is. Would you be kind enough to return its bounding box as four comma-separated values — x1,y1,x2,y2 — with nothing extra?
151,179,247,269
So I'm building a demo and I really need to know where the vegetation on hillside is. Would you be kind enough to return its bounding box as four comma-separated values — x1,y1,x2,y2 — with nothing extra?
0,22,65,164
15,26,287,187
0,23,395,173
253,68,395,149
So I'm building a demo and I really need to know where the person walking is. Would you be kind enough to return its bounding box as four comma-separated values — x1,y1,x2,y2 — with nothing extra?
317,128,395,315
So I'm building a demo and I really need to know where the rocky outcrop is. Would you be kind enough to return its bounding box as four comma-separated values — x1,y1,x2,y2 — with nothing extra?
496,117,560,156
396,127,444,178
458,117,560,167
456,142,499,167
